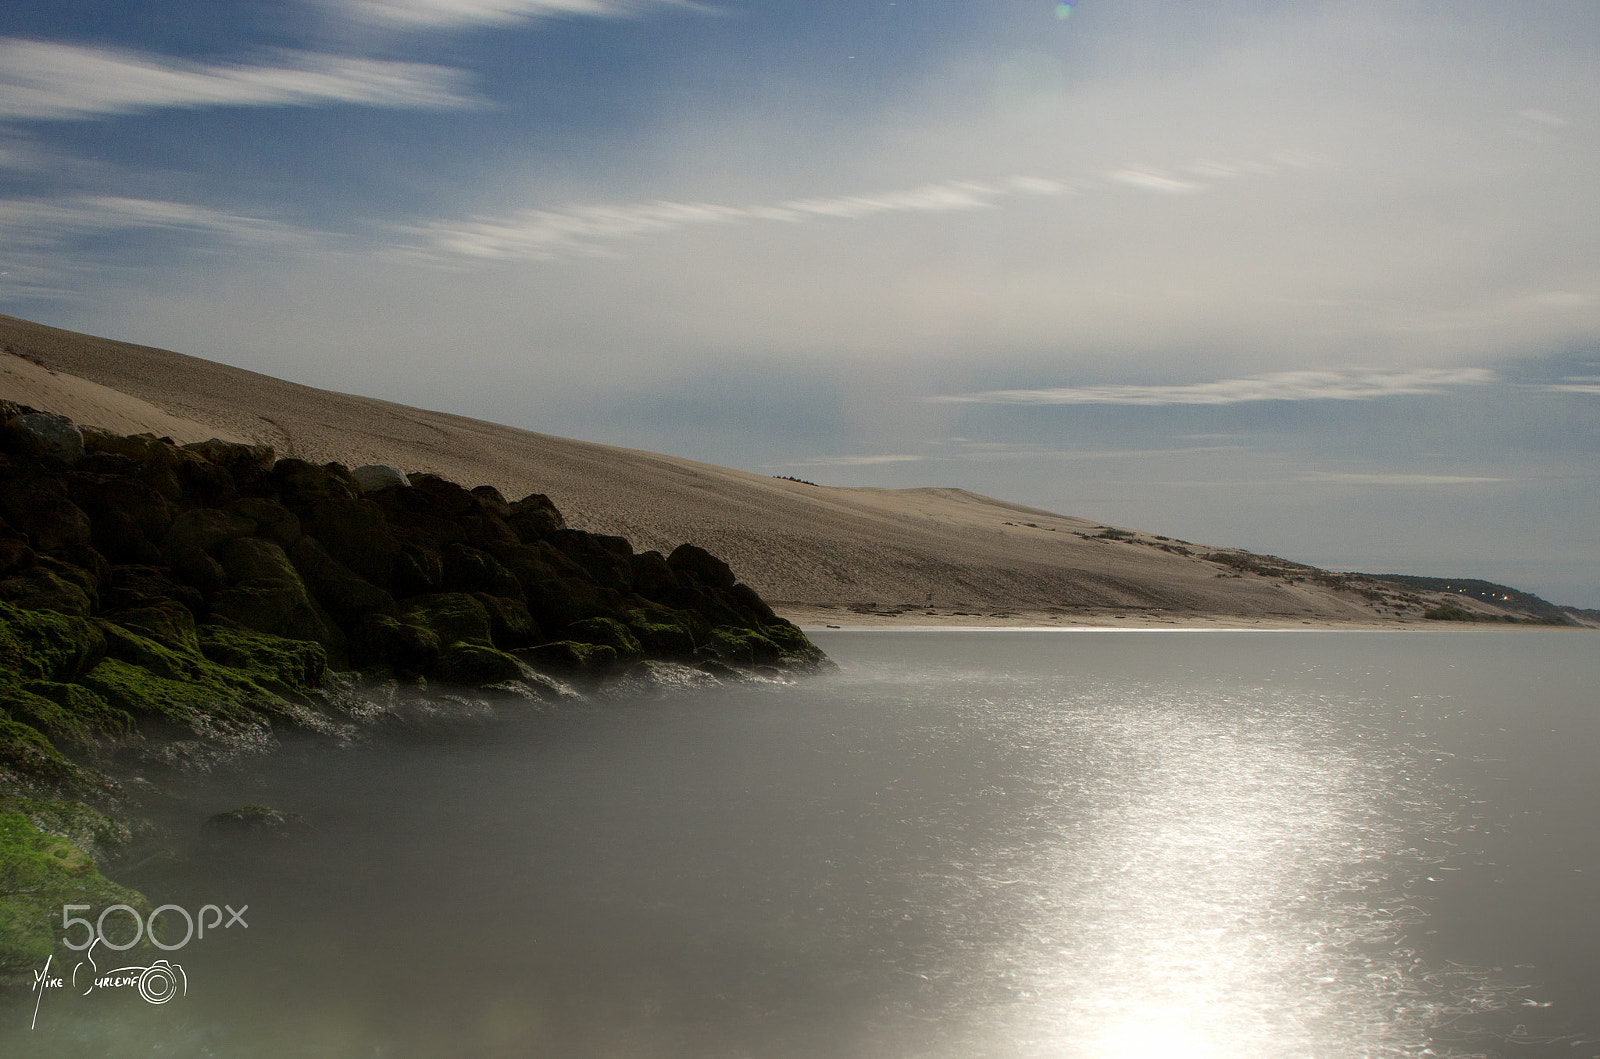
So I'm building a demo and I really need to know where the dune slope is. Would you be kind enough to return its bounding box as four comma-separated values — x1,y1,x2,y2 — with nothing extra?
0,313,1427,623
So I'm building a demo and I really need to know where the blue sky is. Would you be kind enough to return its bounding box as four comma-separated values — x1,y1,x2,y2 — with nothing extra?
2,0,1598,605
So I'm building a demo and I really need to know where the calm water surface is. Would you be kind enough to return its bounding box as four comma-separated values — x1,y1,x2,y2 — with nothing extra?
7,629,1599,1057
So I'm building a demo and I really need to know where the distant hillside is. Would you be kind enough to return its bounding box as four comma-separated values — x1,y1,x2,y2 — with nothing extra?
1358,574,1579,625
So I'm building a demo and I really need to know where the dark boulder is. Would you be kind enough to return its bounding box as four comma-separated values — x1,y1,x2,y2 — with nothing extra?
400,592,493,647
667,543,737,589
437,642,524,686
473,592,541,649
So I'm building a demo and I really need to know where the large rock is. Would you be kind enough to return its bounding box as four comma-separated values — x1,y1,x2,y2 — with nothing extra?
0,473,92,554
228,497,300,549
4,412,84,464
401,592,493,647
305,499,401,589
437,642,524,687
210,537,339,647
0,566,94,615
288,536,398,624
547,530,633,594
160,508,256,556
272,459,358,507
507,492,565,539
473,592,541,648
351,464,409,493
442,543,521,598
667,543,737,589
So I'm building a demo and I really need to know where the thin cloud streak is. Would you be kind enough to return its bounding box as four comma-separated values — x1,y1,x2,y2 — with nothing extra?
0,40,479,122
328,0,696,28
402,153,1303,264
933,369,1497,407
1306,473,1509,486
0,195,311,248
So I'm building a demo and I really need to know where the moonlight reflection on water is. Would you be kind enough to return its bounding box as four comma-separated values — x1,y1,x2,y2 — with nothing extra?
5,630,1593,1058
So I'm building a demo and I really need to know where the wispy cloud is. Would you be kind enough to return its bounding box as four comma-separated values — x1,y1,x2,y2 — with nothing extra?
931,368,1497,407
1306,472,1509,486
0,40,478,122
1538,375,1600,395
403,150,1299,264
0,195,310,248
406,179,1016,261
327,0,698,29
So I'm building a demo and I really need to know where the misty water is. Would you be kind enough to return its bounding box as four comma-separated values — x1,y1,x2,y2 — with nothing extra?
7,629,1600,1057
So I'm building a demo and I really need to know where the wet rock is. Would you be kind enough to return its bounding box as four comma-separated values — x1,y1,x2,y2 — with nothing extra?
203,804,310,839
516,640,618,677
107,599,201,656
547,529,633,594
437,641,524,686
565,616,643,661
442,542,521,597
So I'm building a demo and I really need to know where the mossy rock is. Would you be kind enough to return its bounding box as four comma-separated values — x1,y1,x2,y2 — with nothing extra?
0,565,95,615
566,617,643,660
0,716,95,788
196,624,327,695
621,603,699,658
472,593,540,649
3,680,132,748
702,626,782,666
349,613,439,677
437,642,525,687
401,592,493,647
0,600,107,681
443,543,522,598
516,640,618,677
0,811,149,973
9,797,131,862
106,599,200,655
758,622,830,667
78,657,260,729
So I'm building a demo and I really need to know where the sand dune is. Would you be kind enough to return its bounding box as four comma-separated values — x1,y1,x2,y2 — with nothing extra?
0,313,1427,625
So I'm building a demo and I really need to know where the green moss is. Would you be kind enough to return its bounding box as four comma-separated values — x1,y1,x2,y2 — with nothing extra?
703,626,782,666
106,600,200,656
0,811,149,973
0,716,91,788
3,680,131,748
197,624,327,695
566,617,643,659
78,657,265,728
401,592,492,647
437,642,525,687
0,600,106,682
758,622,830,666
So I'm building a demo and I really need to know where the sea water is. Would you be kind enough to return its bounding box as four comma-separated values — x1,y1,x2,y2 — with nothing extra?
6,629,1599,1057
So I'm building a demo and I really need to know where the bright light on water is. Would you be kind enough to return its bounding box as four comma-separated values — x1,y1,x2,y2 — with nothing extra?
5,630,1597,1057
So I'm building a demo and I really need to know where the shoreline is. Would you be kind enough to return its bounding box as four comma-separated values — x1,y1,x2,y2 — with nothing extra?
778,606,1572,631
